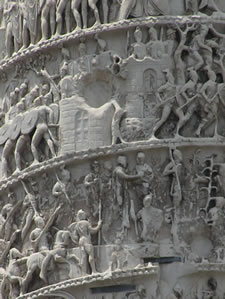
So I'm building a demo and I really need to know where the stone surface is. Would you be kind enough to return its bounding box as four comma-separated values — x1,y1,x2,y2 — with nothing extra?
1,1,225,299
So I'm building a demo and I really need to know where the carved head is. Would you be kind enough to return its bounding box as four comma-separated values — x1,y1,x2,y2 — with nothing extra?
103,161,112,171
1,203,13,218
16,101,25,113
163,69,175,84
207,69,217,82
143,194,152,207
60,61,69,77
9,248,23,260
173,149,182,163
20,81,28,97
34,216,45,228
31,85,39,97
117,155,127,168
148,27,157,40
41,83,50,96
77,209,87,221
91,160,100,173
136,152,145,165
134,27,143,43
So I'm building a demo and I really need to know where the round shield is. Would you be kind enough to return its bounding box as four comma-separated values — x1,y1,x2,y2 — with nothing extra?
9,114,23,141
0,124,10,145
21,109,38,135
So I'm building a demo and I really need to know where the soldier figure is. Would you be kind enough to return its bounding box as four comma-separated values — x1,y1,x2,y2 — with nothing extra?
70,209,101,274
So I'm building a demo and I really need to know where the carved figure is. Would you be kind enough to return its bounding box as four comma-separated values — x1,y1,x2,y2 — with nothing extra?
135,152,153,197
196,69,224,137
39,229,80,282
101,160,114,243
163,149,183,209
0,203,18,242
70,209,101,274
0,248,24,299
4,0,22,57
152,69,179,137
1,139,16,179
84,160,101,218
56,0,71,35
199,278,218,299
20,0,39,47
31,98,57,164
21,181,39,242
137,193,163,242
186,0,221,15
176,67,200,135
71,0,101,30
52,164,72,205
113,155,140,235
146,26,165,60
39,0,57,40
118,0,162,20
21,206,61,294
129,27,147,59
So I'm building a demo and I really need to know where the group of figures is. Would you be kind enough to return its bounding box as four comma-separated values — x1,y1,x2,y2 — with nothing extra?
0,155,158,298
2,0,225,57
3,21,225,177
2,146,225,297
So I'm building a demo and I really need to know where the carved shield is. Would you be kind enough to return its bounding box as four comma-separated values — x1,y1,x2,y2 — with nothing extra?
9,114,23,140
21,110,38,135
0,124,10,145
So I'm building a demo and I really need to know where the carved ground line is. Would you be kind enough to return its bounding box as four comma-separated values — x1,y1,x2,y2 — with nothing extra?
1,15,225,74
17,266,158,299
1,138,225,194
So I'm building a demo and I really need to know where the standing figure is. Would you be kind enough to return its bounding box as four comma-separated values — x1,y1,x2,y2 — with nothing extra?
4,0,22,57
52,164,72,206
39,0,57,40
196,69,222,137
176,67,200,135
101,161,114,243
163,149,183,209
113,155,140,235
20,182,39,242
152,69,179,137
71,0,100,30
56,0,71,35
135,152,153,198
20,0,39,47
129,27,147,59
84,160,101,218
70,209,101,274
137,194,163,242
31,97,57,164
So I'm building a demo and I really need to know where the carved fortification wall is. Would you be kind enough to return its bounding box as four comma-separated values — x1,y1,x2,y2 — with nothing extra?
2,0,225,298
